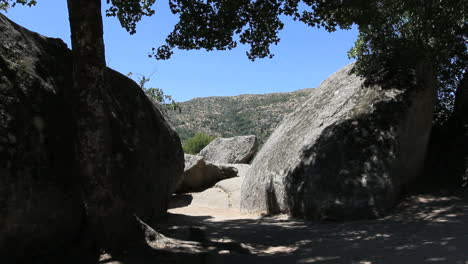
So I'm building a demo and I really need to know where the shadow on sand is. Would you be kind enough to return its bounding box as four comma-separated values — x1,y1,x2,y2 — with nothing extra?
100,190,468,264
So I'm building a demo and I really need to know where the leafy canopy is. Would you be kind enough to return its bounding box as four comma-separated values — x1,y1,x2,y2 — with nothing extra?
105,0,155,34
0,0,35,10
345,0,467,123
151,0,371,60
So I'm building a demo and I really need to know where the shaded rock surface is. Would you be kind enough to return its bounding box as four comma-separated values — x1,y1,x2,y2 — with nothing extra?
0,14,183,262
177,154,238,193
173,164,251,210
199,135,258,164
241,63,436,220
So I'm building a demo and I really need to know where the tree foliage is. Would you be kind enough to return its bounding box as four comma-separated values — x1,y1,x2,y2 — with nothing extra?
152,0,287,60
150,0,373,60
0,0,35,10
182,132,216,154
105,0,155,34
345,0,467,124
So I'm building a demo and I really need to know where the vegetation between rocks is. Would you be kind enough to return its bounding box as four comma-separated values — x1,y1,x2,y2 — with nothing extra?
182,132,216,155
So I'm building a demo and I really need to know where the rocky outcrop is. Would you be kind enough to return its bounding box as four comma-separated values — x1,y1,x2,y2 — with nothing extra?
0,14,183,262
199,135,258,164
176,154,238,193
226,164,251,178
241,63,436,220
180,164,251,210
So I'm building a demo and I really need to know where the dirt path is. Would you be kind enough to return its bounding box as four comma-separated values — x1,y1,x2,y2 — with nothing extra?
100,190,468,264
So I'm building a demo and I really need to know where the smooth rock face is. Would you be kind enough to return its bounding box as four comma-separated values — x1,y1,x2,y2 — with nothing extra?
199,135,258,164
241,63,436,220
0,14,183,261
227,164,251,178
190,165,250,210
177,154,238,193
190,188,232,209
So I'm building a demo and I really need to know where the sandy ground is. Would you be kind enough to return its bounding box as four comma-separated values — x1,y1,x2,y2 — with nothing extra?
100,190,468,264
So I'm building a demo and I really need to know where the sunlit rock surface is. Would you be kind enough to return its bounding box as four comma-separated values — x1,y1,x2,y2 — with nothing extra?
199,135,258,164
241,63,436,220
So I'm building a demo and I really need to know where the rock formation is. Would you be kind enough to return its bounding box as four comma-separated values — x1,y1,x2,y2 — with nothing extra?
176,164,251,210
199,135,258,164
241,63,436,220
0,14,183,262
176,154,238,193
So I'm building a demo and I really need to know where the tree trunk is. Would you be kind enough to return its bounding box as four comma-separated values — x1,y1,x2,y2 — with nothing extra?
444,70,468,185
66,0,145,253
452,71,468,123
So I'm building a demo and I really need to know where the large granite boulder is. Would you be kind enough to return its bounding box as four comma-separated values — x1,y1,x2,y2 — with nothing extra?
176,154,238,193
199,135,258,164
241,63,436,220
226,164,251,178
175,164,250,210
212,165,250,209
0,14,183,261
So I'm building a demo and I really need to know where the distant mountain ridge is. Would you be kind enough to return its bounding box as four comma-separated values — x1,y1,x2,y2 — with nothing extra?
168,88,314,144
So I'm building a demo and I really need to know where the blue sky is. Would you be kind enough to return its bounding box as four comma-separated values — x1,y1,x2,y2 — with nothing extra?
2,0,358,102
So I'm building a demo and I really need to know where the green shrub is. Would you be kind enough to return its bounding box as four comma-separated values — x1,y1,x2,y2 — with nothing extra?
182,132,216,154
